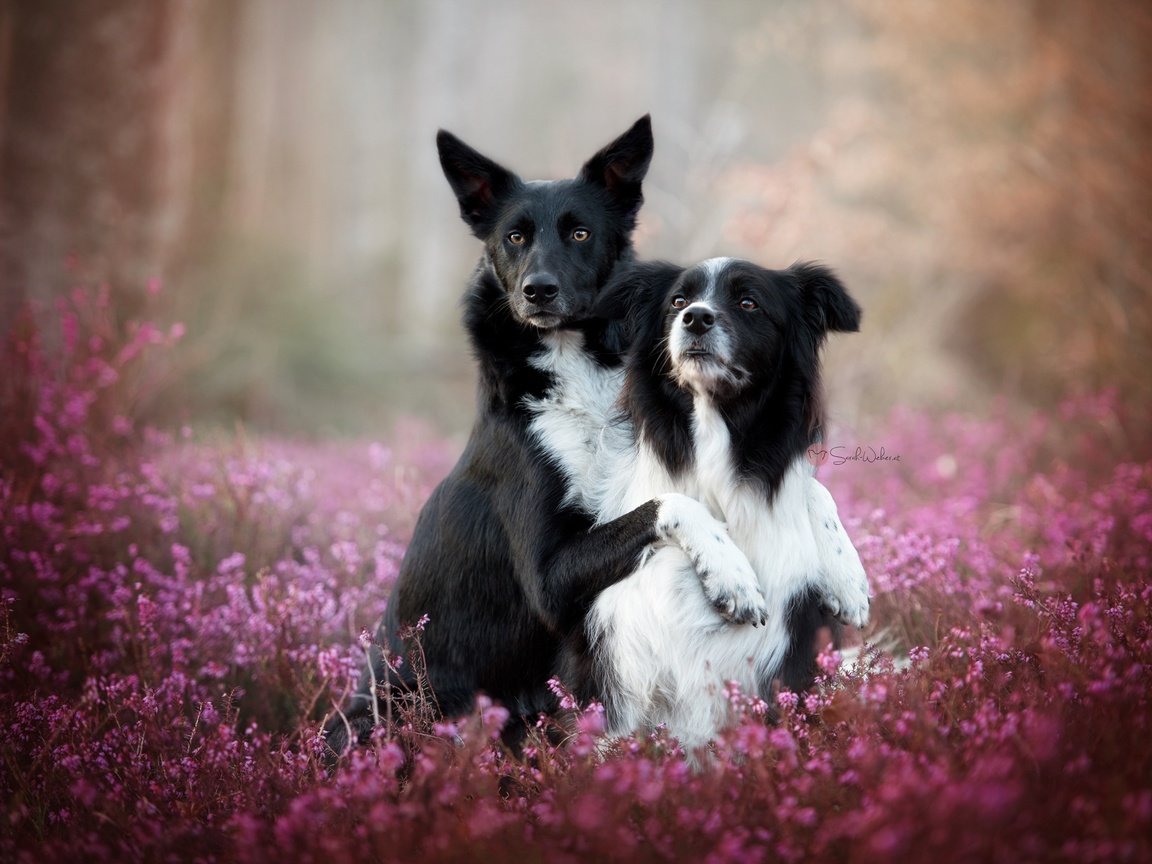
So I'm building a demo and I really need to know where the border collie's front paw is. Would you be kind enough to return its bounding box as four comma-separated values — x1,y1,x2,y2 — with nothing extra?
699,558,769,626
806,478,872,629
822,578,871,629
818,539,871,628
654,494,768,626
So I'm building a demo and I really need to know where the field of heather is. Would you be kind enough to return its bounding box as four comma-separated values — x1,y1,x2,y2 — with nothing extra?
2,292,1150,863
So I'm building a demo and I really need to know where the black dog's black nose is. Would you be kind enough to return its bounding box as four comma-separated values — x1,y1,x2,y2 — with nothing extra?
522,274,560,305
682,308,715,335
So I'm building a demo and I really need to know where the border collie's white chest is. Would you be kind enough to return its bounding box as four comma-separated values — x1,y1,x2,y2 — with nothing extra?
687,400,821,581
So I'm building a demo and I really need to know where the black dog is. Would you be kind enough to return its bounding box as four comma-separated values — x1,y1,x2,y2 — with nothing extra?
325,119,768,757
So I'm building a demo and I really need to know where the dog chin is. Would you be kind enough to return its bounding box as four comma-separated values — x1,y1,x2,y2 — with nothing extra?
672,353,748,397
515,301,589,330
520,311,565,330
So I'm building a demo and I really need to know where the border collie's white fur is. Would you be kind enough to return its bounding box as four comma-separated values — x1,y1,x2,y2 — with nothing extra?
526,329,769,624
558,257,871,750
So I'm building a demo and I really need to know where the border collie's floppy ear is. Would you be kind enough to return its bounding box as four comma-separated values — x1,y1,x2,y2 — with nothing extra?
437,130,520,238
792,262,862,335
594,260,682,344
578,115,654,223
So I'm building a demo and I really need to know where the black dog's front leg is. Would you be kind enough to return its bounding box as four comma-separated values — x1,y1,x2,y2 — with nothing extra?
526,493,768,633
515,499,662,634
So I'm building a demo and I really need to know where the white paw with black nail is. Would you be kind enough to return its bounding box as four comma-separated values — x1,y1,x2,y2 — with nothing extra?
655,493,768,626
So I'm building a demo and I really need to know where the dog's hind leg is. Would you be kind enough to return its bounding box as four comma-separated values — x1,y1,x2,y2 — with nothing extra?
774,587,842,695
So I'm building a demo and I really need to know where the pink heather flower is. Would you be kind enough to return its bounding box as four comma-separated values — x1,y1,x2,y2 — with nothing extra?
817,647,843,676
908,645,931,665
576,703,606,736
433,720,460,739
547,677,579,711
217,552,247,577
775,691,799,712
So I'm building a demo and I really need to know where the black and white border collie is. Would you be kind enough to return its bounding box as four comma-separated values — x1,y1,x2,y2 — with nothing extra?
562,257,871,751
326,120,768,757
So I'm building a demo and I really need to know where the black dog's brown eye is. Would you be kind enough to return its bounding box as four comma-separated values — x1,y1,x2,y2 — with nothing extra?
571,228,590,242
507,231,525,245
739,297,758,311
671,295,688,309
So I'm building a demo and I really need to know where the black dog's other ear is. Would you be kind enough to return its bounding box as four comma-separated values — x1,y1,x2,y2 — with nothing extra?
594,260,683,344
791,262,862,334
437,130,521,237
578,115,654,223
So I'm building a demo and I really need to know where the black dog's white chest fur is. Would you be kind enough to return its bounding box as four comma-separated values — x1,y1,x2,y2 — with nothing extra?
524,330,625,508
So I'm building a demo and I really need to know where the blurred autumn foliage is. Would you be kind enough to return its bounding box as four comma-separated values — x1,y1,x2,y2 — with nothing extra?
716,1,1152,423
1,0,1149,433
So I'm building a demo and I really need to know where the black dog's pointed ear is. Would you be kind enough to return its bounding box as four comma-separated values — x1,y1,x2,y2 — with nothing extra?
437,130,520,237
578,115,654,222
791,262,862,335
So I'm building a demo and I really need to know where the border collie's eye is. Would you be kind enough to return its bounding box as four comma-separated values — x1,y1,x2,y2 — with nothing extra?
507,231,525,246
671,295,688,309
571,227,590,242
739,297,758,311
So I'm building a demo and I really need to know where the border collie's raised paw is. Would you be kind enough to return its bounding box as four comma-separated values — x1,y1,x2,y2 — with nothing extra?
702,565,771,627
654,493,768,626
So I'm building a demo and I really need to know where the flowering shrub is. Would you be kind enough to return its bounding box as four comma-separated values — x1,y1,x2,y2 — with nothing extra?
2,292,1150,862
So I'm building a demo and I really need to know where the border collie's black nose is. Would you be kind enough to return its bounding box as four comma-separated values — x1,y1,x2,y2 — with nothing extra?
682,308,715,336
523,274,560,305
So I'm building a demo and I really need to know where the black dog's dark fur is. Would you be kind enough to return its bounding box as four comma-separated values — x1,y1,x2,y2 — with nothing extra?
324,117,669,756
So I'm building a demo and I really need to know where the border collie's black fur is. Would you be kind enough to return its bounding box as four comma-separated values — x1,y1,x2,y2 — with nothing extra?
560,257,871,750
325,121,767,758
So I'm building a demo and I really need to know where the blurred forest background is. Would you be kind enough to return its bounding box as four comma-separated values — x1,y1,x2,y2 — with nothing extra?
1,0,1149,437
